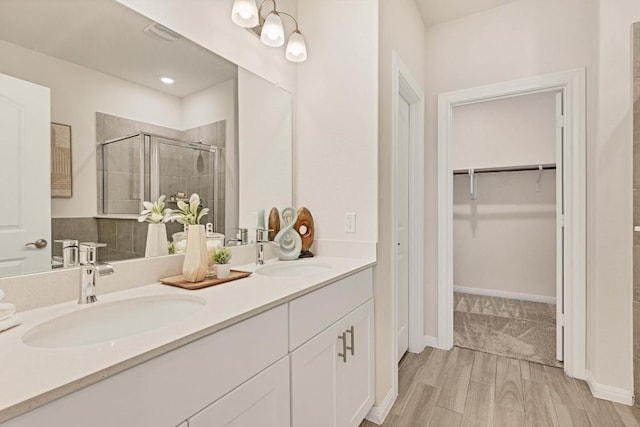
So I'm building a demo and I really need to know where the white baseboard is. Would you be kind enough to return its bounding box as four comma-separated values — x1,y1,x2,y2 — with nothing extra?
366,388,397,425
454,286,556,304
585,369,634,405
423,335,439,349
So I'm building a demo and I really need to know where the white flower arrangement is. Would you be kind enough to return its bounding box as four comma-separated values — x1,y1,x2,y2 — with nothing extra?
168,193,210,225
138,195,172,224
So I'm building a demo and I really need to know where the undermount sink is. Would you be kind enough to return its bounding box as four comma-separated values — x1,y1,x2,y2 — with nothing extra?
255,262,331,277
22,294,206,349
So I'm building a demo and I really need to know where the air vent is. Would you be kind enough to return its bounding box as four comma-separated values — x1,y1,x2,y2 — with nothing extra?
143,22,182,42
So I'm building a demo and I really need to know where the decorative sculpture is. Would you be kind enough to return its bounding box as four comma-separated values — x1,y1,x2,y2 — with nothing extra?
273,207,302,260
295,207,315,258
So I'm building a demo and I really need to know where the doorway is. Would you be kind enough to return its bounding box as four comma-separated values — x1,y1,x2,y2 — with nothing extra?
437,69,586,378
450,90,563,367
390,52,425,397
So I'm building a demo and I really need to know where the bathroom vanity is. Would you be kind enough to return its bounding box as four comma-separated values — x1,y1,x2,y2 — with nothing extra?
0,257,375,426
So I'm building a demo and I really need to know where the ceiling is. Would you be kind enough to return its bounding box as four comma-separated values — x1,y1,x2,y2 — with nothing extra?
414,0,520,27
0,0,237,98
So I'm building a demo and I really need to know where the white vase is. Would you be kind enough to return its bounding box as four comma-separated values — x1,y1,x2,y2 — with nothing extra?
145,223,169,257
216,263,231,279
183,224,208,282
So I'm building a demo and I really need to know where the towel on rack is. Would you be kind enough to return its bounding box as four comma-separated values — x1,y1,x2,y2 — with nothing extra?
0,303,15,321
0,315,21,333
0,289,4,301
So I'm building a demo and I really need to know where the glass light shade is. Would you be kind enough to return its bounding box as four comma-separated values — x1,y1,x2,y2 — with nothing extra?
231,0,259,28
286,31,307,62
260,12,285,47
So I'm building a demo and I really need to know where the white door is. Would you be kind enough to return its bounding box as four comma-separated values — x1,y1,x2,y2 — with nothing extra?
555,91,565,362
291,322,340,427
0,72,51,277
396,95,410,361
188,357,291,427
337,300,374,427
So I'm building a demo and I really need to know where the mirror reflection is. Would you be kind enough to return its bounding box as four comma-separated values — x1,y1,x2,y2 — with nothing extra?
0,0,292,278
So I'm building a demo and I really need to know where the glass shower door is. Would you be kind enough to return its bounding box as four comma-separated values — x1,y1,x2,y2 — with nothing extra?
100,133,148,215
154,137,218,231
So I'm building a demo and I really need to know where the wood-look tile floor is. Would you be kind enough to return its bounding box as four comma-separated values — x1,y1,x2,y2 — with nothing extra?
361,346,640,427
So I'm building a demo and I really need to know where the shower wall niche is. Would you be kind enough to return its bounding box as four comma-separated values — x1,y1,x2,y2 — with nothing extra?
97,113,227,240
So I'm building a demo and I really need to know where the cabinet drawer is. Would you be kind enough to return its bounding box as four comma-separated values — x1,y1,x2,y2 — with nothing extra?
289,268,372,350
189,356,290,427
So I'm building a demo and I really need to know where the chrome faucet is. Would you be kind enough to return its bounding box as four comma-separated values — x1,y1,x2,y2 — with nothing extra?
54,239,79,268
256,229,270,265
78,242,114,304
227,228,249,246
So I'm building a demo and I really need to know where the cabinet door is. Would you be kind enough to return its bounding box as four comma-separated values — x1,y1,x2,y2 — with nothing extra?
337,300,375,427
291,323,341,427
188,357,290,427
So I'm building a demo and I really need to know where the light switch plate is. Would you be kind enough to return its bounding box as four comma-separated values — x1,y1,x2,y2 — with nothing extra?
345,212,356,233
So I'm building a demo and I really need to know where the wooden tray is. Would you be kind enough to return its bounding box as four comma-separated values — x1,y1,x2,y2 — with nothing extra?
160,270,252,290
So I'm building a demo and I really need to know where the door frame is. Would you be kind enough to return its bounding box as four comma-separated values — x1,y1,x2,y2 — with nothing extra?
391,51,425,394
436,69,586,379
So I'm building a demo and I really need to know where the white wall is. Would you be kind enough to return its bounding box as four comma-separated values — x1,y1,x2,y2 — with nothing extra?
182,79,238,234
587,0,640,399
237,68,292,231
117,0,296,94
424,0,593,338
453,171,557,298
0,40,183,219
452,91,556,170
426,0,639,397
295,0,378,243
378,0,427,409
181,79,236,130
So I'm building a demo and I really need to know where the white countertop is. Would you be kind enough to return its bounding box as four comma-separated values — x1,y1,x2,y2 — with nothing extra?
0,256,375,423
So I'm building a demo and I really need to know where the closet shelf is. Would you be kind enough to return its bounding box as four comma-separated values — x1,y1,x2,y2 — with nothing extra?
453,163,556,175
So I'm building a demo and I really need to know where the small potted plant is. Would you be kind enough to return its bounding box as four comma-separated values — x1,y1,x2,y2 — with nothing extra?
168,193,210,282
211,247,232,279
138,195,172,257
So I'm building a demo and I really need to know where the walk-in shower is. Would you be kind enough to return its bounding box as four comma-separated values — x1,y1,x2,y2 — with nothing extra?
98,133,224,234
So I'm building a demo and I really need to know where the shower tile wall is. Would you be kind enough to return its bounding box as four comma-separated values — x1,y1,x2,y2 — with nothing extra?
96,218,147,261
101,134,143,214
165,121,226,233
51,218,99,258
51,218,146,261
633,22,640,404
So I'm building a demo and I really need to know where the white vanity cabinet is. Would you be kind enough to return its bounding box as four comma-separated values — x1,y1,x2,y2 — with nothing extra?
2,266,375,427
187,356,290,427
290,270,374,427
3,306,289,427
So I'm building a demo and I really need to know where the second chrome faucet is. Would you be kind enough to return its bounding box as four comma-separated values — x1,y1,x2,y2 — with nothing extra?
78,242,114,304
255,229,270,265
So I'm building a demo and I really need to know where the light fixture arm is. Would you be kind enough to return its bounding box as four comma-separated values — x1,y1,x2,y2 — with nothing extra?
278,11,300,33
257,0,300,32
257,0,277,19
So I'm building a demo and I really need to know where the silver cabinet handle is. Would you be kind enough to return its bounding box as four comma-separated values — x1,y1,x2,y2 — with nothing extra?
338,332,347,363
346,326,355,356
25,239,48,249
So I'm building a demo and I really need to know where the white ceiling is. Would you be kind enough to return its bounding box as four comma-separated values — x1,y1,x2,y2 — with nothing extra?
0,0,237,98
414,0,520,27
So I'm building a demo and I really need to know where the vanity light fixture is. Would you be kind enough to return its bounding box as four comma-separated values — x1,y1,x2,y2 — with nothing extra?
160,77,174,84
230,0,307,63
231,0,259,27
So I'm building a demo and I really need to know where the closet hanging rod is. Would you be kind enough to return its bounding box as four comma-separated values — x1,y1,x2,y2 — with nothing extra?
452,163,556,175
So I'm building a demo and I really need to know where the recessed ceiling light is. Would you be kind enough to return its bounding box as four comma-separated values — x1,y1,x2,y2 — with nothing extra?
160,77,174,84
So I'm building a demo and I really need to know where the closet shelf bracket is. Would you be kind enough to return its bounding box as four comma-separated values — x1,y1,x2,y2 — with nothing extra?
469,168,477,200
535,165,543,192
